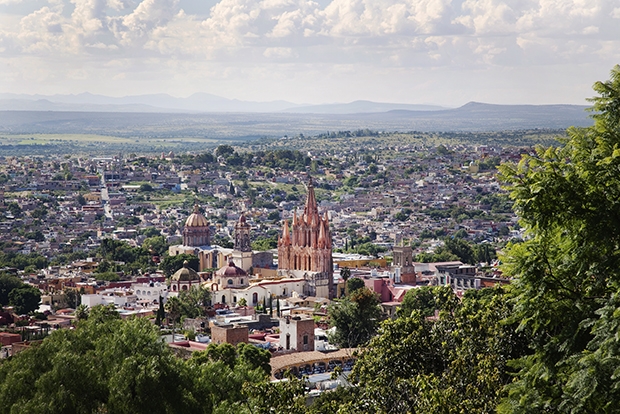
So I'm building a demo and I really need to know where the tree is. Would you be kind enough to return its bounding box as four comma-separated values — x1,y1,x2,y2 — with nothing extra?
251,236,277,251
142,235,169,256
177,287,211,318
346,277,365,295
0,306,201,414
215,145,235,158
75,304,89,320
0,274,23,307
348,287,529,413
9,285,41,314
155,295,165,326
498,65,620,413
398,286,458,318
61,288,81,309
139,183,153,192
165,296,183,330
160,254,200,277
329,287,382,348
93,271,121,282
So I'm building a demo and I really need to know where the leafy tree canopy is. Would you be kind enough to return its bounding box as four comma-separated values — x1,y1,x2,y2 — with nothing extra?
498,64,620,413
8,285,41,314
329,286,382,348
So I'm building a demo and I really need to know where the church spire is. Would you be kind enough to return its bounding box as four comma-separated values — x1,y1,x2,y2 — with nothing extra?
318,219,326,248
304,177,318,217
281,219,291,245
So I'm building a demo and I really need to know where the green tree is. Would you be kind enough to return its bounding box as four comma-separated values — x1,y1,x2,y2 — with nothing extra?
165,296,183,330
139,183,153,192
61,288,81,309
160,254,200,277
75,304,89,320
8,285,41,314
348,287,529,413
0,274,23,307
0,305,200,414
177,287,211,318
498,65,620,413
398,285,458,318
251,236,277,251
155,295,165,326
93,271,121,282
142,235,169,256
215,145,235,158
329,287,382,348
346,277,365,295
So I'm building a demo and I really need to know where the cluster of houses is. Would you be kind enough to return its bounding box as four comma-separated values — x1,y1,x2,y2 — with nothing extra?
1,144,517,379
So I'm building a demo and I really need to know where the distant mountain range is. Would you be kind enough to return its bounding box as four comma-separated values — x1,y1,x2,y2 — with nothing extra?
0,93,447,114
0,100,592,137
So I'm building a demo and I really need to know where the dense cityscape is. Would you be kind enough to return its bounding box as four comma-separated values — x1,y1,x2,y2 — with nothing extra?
1,66,620,413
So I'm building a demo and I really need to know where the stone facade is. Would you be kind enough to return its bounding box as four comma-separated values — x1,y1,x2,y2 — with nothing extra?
279,316,315,352
392,243,416,284
277,179,334,298
211,324,249,346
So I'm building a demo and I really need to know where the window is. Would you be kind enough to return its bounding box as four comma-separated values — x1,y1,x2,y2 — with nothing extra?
228,279,233,285
303,335,308,345
240,279,244,285
252,293,258,304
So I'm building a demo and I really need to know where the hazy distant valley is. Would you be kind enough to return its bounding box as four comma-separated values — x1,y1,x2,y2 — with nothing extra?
0,93,592,156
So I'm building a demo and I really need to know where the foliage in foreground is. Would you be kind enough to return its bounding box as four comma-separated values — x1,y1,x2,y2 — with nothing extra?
0,305,271,414
345,286,529,413
497,64,620,413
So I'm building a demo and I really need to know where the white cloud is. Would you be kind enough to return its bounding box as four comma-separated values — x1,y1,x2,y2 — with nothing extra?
1,0,619,104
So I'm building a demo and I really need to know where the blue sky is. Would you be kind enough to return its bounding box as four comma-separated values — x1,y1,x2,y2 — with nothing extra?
1,0,619,106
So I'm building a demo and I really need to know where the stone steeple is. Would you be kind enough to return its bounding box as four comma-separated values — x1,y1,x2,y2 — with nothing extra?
278,178,333,298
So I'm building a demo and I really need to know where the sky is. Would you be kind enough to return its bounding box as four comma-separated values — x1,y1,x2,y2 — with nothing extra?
1,0,619,106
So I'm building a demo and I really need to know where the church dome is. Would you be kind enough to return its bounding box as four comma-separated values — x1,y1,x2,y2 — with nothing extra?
185,205,209,228
217,261,248,277
171,261,201,282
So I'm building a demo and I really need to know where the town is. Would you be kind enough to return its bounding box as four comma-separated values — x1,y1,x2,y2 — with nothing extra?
0,138,519,357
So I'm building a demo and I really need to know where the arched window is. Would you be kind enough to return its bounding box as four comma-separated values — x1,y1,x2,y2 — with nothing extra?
252,292,258,304
240,279,244,285
233,296,237,303
228,279,233,285
221,295,226,303
172,285,177,291
182,285,187,291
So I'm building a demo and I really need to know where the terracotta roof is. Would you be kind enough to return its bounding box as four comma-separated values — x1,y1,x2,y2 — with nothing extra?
217,261,247,277
270,348,358,377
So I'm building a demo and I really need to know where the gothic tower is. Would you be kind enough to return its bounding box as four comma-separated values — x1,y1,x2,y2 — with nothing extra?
278,178,333,298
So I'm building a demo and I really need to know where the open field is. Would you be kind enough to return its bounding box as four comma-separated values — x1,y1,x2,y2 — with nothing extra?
0,133,232,157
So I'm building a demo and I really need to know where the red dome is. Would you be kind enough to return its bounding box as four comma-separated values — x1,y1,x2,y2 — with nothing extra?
217,261,247,277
